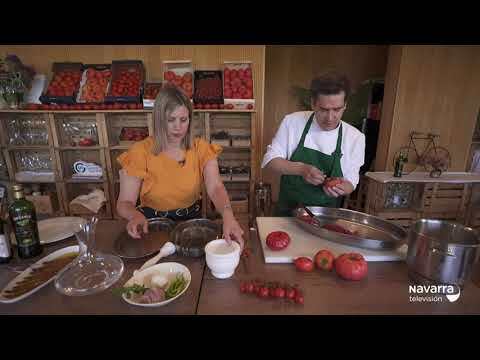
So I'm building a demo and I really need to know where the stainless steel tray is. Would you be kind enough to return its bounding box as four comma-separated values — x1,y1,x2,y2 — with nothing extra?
293,207,407,250
170,218,221,258
114,218,176,259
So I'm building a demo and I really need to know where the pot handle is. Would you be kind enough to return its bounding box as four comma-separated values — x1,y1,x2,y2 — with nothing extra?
430,246,456,258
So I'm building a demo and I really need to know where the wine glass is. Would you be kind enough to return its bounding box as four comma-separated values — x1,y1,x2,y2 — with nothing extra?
54,216,124,296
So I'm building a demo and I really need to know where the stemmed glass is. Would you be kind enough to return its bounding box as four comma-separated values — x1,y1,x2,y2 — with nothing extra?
54,216,124,296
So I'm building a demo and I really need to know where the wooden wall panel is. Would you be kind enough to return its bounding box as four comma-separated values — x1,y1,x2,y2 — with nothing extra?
376,45,480,172
374,45,403,171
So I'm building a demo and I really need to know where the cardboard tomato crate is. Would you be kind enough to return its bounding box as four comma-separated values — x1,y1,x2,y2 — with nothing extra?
106,60,145,103
223,61,255,110
39,62,84,105
162,60,193,99
76,64,112,104
193,70,223,105
142,82,163,108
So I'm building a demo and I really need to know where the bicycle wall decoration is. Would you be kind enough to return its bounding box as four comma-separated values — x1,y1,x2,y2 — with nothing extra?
393,131,451,178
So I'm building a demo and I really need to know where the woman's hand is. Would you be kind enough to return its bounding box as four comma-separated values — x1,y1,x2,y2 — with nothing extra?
222,211,245,251
126,212,149,239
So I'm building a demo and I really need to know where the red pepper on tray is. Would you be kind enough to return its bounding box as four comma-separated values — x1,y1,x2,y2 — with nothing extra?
321,223,355,235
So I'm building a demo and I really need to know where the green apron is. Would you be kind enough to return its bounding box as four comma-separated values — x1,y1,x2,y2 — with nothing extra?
276,113,344,216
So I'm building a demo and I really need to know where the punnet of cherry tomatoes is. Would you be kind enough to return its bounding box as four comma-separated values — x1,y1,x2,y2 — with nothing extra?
239,279,305,305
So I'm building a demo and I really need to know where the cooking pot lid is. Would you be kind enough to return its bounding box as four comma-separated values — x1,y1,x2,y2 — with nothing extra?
114,218,175,259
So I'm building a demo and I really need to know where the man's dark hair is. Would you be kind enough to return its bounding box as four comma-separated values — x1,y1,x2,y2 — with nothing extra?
310,71,351,102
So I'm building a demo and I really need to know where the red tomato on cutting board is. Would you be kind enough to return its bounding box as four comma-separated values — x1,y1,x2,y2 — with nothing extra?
266,231,291,251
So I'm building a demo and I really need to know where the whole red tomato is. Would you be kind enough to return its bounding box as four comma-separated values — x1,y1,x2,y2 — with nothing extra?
257,286,269,298
294,292,305,305
314,249,335,271
266,231,290,251
294,257,314,272
285,287,296,300
274,287,286,298
245,282,255,293
335,253,368,281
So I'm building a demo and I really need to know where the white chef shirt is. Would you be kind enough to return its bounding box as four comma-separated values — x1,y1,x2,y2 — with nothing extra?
262,111,366,189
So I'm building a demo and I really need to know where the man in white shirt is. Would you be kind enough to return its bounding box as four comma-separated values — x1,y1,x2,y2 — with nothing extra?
262,72,365,216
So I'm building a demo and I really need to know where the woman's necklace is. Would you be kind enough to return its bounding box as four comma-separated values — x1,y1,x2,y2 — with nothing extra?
165,145,186,165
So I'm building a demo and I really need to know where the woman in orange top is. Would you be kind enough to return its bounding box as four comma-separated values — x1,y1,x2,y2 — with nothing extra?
116,86,244,249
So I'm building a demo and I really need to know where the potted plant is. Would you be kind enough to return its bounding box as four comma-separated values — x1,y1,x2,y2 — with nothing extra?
0,55,35,109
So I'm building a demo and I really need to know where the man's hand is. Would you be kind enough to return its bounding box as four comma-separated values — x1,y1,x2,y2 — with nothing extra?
301,164,326,186
323,178,354,197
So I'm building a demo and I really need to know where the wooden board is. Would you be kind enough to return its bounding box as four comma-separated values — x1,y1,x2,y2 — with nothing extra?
256,217,406,263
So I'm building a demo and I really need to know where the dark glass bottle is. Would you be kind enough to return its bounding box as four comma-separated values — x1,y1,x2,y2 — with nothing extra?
0,184,12,263
394,154,405,177
0,218,12,264
8,184,42,259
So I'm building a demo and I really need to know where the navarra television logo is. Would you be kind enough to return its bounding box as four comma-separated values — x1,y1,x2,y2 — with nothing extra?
409,284,461,303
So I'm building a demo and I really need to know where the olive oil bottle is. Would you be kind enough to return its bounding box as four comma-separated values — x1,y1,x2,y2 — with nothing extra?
8,184,42,259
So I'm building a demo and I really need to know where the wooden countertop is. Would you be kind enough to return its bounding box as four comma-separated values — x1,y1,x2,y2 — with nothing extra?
365,171,480,184
2,219,480,315
0,220,205,315
197,227,480,315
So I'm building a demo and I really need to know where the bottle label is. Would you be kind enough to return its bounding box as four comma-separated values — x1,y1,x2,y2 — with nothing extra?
12,214,39,248
0,235,11,258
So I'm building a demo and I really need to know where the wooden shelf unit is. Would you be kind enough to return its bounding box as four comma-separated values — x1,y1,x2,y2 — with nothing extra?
0,109,257,222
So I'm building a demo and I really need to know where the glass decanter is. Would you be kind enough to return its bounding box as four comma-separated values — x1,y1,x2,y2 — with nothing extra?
55,216,124,296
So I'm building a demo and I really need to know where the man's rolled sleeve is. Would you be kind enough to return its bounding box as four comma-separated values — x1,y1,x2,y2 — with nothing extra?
261,115,291,168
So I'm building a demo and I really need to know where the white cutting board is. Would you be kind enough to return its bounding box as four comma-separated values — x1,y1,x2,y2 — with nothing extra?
256,217,407,263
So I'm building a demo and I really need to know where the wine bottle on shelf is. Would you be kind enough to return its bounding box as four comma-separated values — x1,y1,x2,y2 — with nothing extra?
0,185,13,264
8,184,42,259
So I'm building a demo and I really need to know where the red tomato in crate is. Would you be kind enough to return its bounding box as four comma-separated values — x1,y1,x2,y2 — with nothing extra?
266,231,291,251
314,249,335,271
183,72,193,82
294,257,314,272
335,253,368,281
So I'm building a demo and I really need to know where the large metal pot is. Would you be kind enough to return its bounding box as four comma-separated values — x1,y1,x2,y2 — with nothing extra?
406,219,480,286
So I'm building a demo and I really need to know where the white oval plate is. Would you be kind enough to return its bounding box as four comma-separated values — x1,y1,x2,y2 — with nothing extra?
122,262,191,308
0,245,79,304
11,217,86,245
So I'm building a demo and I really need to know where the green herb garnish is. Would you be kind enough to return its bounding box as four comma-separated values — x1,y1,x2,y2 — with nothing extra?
113,284,149,298
165,274,187,299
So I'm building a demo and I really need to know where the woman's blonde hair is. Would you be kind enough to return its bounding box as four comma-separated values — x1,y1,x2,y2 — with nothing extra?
152,85,193,155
